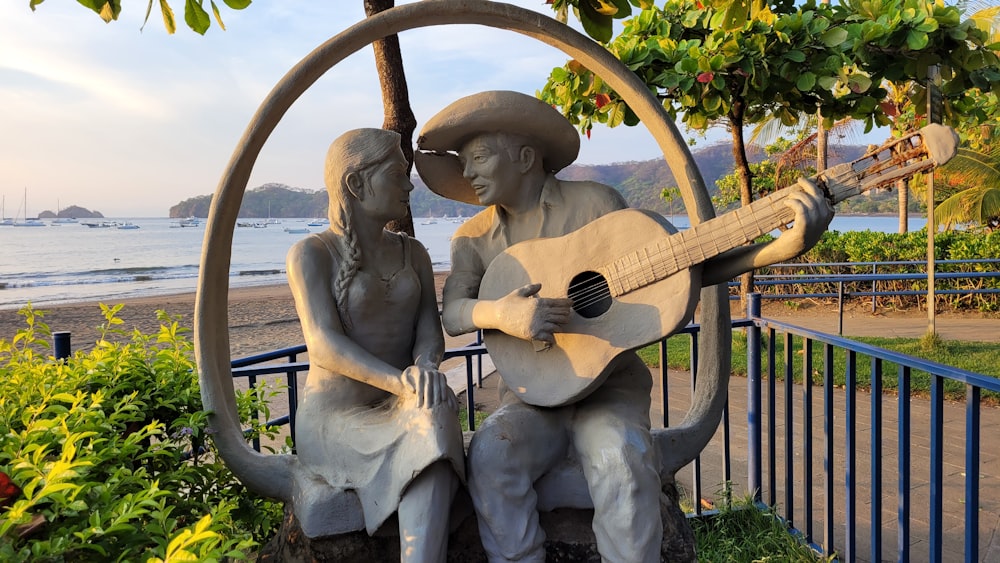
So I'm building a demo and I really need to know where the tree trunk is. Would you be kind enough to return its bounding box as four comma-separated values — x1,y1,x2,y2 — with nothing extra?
897,178,909,233
730,101,755,307
816,111,828,173
364,0,417,236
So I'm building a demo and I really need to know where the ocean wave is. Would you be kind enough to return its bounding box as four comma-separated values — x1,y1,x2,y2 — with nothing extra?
0,265,202,289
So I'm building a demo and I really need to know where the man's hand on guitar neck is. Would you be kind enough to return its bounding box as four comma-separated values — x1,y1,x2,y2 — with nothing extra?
757,178,835,265
702,178,834,286
475,283,573,345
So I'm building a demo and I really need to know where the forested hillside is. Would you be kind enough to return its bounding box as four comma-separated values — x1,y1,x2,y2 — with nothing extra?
170,142,893,218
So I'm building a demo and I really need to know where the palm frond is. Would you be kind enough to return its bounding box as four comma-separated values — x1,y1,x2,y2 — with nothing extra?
934,185,1000,229
941,147,1000,187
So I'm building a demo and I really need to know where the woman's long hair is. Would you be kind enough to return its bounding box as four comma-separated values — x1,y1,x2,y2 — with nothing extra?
324,128,402,330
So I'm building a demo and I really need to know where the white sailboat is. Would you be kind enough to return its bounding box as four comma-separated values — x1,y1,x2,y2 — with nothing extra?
0,196,13,226
13,188,44,227
52,199,78,224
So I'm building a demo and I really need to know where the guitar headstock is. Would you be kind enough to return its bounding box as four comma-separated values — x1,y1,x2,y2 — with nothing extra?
818,124,960,205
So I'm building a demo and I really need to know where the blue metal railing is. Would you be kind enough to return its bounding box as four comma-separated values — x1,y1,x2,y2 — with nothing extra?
748,259,1000,313
229,338,489,436
226,292,997,562
742,292,1000,562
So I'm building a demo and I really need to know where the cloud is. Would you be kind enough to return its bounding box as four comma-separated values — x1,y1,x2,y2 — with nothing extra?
0,1,685,216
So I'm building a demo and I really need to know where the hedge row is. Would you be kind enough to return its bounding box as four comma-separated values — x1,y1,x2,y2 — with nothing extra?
752,228,1000,311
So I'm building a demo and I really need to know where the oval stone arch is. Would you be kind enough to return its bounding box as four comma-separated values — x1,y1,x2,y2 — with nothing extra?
195,0,728,499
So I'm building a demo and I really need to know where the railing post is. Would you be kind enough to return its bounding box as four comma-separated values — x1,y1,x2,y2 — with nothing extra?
747,292,763,502
837,281,845,336
53,331,71,360
871,263,878,313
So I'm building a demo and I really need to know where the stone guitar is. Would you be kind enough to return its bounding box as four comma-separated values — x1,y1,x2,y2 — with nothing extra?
478,124,959,407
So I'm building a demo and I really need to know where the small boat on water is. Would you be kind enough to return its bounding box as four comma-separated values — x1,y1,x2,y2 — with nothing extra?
51,200,78,224
13,218,45,227
284,227,310,234
12,188,45,227
116,222,140,230
307,218,329,227
0,196,11,226
82,221,116,228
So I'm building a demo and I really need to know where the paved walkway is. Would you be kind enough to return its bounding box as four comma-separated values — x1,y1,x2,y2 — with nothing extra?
757,302,1000,343
654,310,998,562
459,309,999,562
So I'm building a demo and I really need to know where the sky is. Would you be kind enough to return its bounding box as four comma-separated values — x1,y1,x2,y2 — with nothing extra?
3,1,707,218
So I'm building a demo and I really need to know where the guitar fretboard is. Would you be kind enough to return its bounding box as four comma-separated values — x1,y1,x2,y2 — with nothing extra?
589,124,952,299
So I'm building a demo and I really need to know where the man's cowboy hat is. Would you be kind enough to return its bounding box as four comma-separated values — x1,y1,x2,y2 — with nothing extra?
415,90,580,205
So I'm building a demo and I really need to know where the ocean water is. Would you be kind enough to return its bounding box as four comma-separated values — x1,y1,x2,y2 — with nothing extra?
0,214,926,310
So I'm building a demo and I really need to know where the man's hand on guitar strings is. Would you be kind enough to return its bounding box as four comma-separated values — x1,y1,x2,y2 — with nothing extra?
495,283,573,345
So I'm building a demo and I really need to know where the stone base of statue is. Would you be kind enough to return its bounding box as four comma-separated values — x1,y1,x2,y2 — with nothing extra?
257,480,696,562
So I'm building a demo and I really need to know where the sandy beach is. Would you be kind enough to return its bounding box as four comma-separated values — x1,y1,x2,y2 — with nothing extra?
0,273,454,359
2,271,996,361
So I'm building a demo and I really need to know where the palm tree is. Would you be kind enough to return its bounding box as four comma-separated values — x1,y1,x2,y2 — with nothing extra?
926,0,1000,231
934,144,1000,230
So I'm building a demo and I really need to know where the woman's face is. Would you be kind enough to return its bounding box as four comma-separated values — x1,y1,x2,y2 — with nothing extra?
357,148,413,221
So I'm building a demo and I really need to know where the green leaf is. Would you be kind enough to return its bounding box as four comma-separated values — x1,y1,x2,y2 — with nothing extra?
704,93,723,112
607,101,627,127
29,0,45,11
686,111,709,130
796,72,816,91
609,0,632,18
785,50,806,63
185,0,211,35
580,0,613,43
817,75,838,89
678,57,699,73
721,1,749,32
159,0,176,34
820,27,848,48
588,0,620,17
98,1,121,22
222,0,251,8
847,73,872,94
906,29,928,50
210,1,225,31
778,107,797,126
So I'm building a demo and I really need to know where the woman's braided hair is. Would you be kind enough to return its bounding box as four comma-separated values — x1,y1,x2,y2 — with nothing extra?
324,128,402,330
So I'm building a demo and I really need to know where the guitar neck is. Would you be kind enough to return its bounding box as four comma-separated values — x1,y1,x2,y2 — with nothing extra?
599,124,958,298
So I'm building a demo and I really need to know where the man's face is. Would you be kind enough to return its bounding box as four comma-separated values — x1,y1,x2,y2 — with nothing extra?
457,134,523,207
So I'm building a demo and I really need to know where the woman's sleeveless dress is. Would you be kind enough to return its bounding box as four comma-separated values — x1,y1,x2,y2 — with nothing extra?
294,232,465,534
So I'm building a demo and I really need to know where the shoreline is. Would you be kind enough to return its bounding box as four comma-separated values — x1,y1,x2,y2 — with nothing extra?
3,272,996,360
0,274,452,359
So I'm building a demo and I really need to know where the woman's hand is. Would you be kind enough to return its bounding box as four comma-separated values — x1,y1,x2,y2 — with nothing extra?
401,365,457,410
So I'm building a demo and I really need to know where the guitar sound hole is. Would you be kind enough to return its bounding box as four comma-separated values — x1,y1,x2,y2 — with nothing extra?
568,271,612,318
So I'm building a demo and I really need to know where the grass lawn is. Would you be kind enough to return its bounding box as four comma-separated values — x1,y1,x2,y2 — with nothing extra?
637,330,1000,402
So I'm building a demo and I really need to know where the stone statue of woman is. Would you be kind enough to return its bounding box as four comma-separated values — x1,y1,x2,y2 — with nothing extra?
285,128,464,562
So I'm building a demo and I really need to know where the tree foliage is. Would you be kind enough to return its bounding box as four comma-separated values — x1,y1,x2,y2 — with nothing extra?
544,0,998,140
28,0,252,35
544,0,1000,238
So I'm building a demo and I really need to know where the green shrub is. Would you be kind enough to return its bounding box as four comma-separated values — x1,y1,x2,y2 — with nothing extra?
0,305,283,561
754,229,1000,312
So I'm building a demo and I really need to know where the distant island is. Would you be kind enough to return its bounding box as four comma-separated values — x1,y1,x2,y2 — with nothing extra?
170,142,910,219
38,205,104,219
